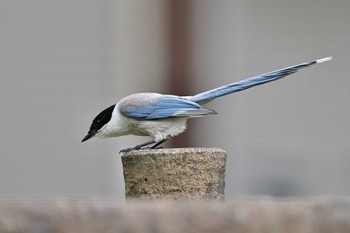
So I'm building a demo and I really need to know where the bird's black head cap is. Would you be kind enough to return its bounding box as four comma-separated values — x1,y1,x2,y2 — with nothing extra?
81,104,116,142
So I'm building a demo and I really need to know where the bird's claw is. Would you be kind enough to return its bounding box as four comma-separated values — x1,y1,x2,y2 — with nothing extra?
119,145,163,154
119,147,135,154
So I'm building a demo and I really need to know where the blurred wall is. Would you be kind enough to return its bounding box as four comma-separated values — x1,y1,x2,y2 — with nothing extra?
0,0,349,199
189,0,350,196
0,0,169,198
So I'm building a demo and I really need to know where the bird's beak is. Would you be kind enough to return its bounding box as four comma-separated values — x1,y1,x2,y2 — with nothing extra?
81,130,95,142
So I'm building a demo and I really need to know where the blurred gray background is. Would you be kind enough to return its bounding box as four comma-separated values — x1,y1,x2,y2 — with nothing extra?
0,0,348,199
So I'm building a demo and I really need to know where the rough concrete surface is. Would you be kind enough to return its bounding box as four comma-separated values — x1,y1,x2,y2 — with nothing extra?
0,198,350,233
121,148,227,200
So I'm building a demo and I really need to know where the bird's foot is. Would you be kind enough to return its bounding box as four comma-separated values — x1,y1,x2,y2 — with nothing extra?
119,146,162,154
119,139,167,154
144,146,163,150
119,147,134,154
119,145,142,154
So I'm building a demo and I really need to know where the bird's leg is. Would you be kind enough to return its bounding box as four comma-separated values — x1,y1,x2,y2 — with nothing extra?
119,139,168,154
119,140,156,154
150,139,167,149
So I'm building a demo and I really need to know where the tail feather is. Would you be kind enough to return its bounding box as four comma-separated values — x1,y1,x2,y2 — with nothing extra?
189,57,332,104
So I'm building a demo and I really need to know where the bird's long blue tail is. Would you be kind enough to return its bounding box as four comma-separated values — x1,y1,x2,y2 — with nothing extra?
189,57,332,104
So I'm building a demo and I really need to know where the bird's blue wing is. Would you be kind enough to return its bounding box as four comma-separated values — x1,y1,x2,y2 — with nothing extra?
120,95,216,120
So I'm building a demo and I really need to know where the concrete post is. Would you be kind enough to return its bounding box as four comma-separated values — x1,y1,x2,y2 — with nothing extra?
121,148,227,200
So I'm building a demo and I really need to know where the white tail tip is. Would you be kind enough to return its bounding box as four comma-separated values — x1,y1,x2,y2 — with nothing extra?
316,56,333,64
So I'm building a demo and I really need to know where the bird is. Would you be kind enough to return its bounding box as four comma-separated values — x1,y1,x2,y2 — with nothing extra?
82,57,332,154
